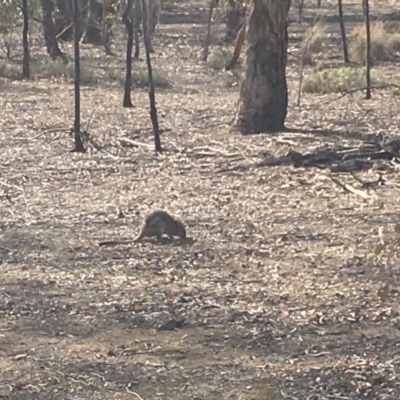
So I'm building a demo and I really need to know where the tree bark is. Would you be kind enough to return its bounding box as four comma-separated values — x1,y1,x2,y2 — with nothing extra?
132,0,141,59
72,0,85,152
363,0,371,99
122,0,134,107
55,0,73,40
40,0,65,60
337,0,349,63
141,0,161,152
235,0,290,134
21,0,30,79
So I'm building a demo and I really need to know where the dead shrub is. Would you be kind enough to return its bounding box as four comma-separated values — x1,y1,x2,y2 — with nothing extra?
390,74,400,96
300,24,326,54
33,61,99,85
349,21,395,64
301,51,314,66
131,68,171,89
31,61,171,89
106,65,171,89
207,46,227,70
0,61,21,79
384,21,400,33
389,33,400,52
391,85,400,96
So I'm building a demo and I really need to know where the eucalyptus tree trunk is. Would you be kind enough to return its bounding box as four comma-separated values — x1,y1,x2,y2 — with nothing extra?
40,0,64,59
21,0,30,79
235,0,290,134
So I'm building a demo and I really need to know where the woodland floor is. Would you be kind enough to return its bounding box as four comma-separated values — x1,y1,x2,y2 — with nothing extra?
1,1,400,399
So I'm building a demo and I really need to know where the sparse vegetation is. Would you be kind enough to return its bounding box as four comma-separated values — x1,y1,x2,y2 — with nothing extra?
302,66,370,93
0,59,171,88
33,60,99,84
105,64,171,88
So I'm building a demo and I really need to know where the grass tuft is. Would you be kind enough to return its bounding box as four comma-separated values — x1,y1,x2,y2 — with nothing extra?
302,67,371,93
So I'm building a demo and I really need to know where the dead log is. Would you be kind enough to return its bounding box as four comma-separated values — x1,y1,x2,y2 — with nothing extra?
257,137,400,171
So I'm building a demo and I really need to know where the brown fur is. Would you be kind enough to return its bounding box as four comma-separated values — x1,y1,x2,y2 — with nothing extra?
99,210,186,246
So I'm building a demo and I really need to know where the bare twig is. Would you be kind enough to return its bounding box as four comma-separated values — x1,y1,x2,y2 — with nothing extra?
34,127,72,139
126,388,145,400
330,176,371,200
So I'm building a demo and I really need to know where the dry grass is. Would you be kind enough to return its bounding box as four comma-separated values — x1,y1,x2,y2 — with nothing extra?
299,25,327,66
1,1,400,400
300,24,326,54
0,59,171,88
349,21,400,64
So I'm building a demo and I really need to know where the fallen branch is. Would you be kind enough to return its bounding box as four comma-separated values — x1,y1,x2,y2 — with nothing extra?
257,139,400,171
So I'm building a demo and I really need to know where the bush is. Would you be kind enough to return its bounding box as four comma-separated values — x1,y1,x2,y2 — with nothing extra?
105,65,172,89
207,46,227,70
349,21,398,64
131,68,171,89
300,24,326,54
0,61,21,79
33,61,100,84
302,67,368,94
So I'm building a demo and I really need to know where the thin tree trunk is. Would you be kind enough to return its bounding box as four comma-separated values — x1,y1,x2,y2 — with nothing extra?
83,0,103,45
133,0,141,58
56,0,74,41
235,0,290,134
134,26,140,58
72,0,85,152
122,0,134,107
297,0,304,23
225,0,244,42
337,0,349,63
146,0,159,53
101,0,112,54
21,0,30,79
363,0,371,99
40,0,65,60
141,0,161,152
225,21,246,70
202,0,217,61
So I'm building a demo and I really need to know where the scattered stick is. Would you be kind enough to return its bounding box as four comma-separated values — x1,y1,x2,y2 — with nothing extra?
0,180,24,192
126,388,145,400
34,127,72,140
0,245,13,252
119,137,155,149
330,176,371,199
